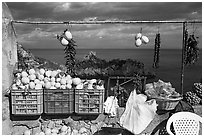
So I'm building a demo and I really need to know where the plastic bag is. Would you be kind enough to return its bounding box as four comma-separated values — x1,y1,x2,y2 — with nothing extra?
119,89,157,134
104,96,119,117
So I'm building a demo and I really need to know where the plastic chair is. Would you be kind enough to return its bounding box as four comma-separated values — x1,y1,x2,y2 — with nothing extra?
166,111,202,135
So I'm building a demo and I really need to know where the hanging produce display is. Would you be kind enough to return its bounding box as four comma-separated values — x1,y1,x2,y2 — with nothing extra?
152,32,161,68
183,83,202,106
184,30,200,66
57,29,77,76
135,32,149,47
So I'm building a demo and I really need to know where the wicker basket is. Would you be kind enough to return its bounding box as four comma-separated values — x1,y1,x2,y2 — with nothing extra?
153,97,183,110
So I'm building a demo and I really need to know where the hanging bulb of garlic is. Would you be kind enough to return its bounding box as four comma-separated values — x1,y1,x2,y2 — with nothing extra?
141,35,149,44
57,35,69,46
136,33,142,39
64,29,73,40
135,38,142,47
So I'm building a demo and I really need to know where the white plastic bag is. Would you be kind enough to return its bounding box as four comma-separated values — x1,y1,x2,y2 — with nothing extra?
104,96,119,117
119,89,157,134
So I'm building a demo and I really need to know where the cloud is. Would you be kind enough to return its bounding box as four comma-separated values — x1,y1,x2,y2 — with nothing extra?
7,2,202,21
53,3,71,12
7,2,202,49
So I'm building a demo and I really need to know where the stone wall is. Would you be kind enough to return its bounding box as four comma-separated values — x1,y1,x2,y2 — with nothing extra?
2,2,18,135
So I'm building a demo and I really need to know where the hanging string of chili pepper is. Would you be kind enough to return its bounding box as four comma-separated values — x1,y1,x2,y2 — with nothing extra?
152,32,161,68
64,42,77,76
57,24,77,76
184,24,200,66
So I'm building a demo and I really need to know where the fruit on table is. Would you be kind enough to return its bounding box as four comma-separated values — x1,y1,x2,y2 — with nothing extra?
38,74,44,80
45,82,51,89
34,79,40,84
29,74,36,81
50,77,55,82
40,81,45,87
45,70,52,77
43,77,50,83
35,83,42,89
50,86,57,89
66,84,72,89
21,77,30,84
29,82,35,89
28,68,35,75
60,85,66,89
72,77,81,85
60,78,66,85
51,70,58,78
56,77,61,82
21,71,28,77
39,68,45,75
67,79,72,85
76,83,84,89
12,68,105,90
12,84,18,90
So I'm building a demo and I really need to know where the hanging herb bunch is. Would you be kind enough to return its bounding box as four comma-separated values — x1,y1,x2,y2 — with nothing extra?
152,32,161,68
184,29,200,66
57,29,77,76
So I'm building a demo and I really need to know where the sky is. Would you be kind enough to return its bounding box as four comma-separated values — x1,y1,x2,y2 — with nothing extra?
5,1,202,49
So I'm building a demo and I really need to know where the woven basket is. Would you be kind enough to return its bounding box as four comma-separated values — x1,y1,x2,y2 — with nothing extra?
145,91,183,110
153,97,183,110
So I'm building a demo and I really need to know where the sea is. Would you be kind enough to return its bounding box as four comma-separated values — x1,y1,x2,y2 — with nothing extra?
29,48,202,94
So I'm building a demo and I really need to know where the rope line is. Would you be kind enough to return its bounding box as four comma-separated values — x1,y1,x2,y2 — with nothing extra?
11,20,202,25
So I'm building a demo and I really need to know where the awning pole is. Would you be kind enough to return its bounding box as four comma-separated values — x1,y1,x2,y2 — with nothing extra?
181,22,187,96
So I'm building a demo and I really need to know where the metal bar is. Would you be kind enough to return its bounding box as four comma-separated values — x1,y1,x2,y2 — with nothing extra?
119,79,133,86
181,22,187,96
11,20,202,25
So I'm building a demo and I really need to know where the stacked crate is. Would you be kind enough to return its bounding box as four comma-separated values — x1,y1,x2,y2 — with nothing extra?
11,89,43,115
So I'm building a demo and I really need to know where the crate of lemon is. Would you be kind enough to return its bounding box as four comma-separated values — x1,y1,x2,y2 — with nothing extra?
144,80,182,110
11,68,46,115
11,68,74,115
11,68,105,115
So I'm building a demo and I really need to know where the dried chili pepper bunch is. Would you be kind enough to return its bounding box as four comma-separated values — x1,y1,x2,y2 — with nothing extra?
57,29,77,76
184,30,200,65
152,32,161,68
